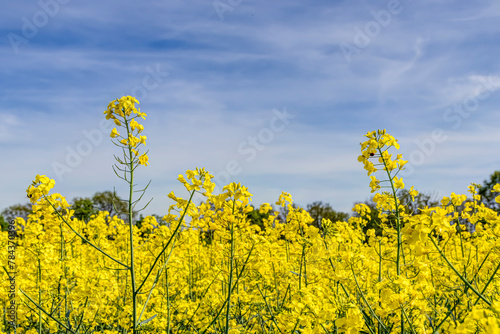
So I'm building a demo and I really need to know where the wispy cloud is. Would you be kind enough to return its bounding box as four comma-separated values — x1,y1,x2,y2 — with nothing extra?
1,0,499,216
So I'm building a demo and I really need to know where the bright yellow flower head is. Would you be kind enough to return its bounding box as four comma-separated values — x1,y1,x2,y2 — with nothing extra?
259,203,273,214
393,176,405,189
130,119,144,133
276,191,293,207
105,96,149,168
110,128,120,138
186,169,198,180
104,96,142,121
408,186,418,201
353,203,371,216
138,153,149,166
359,130,412,198
369,176,381,193
26,174,56,202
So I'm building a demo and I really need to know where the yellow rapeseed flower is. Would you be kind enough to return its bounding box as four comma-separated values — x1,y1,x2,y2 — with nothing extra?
138,153,149,166
110,128,120,138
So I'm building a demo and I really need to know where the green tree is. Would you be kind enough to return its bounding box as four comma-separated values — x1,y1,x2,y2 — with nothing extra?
352,200,383,236
91,191,135,221
305,201,349,230
136,214,145,230
69,191,141,239
0,215,8,232
398,188,439,215
246,205,270,232
1,203,32,222
135,214,160,238
70,191,135,222
135,214,162,229
478,171,500,212
277,203,298,224
71,197,97,222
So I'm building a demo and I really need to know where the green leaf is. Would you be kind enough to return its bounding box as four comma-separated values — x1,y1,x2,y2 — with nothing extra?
138,314,157,327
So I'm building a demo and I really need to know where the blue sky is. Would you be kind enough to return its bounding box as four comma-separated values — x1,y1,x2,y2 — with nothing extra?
1,0,500,218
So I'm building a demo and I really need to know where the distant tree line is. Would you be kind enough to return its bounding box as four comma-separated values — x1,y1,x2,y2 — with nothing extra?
1,171,499,233
0,191,135,232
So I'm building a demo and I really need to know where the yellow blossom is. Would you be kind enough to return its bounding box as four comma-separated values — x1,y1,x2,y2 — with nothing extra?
138,153,149,166
110,128,120,138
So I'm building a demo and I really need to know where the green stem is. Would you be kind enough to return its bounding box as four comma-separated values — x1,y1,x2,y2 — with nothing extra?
378,240,382,334
350,263,389,333
473,257,500,306
429,234,491,306
136,189,196,294
38,257,41,334
19,288,76,334
44,196,128,268
321,234,350,299
200,244,255,334
377,145,402,276
256,284,283,333
224,201,236,334
125,120,138,333
377,143,404,333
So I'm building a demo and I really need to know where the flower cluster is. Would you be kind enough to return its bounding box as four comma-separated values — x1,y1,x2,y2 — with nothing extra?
493,184,500,204
26,174,55,203
177,167,215,195
5,118,500,334
104,96,149,166
358,130,408,193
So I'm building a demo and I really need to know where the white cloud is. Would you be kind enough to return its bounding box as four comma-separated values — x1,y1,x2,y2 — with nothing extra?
1,0,500,218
